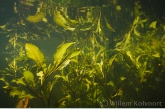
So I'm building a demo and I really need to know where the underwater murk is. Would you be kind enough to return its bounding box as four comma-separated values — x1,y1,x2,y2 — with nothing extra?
0,0,165,108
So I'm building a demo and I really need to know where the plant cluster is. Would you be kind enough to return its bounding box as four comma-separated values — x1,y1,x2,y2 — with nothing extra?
0,0,165,108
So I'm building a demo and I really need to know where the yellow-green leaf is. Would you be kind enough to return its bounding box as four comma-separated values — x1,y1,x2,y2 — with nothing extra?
25,43,47,73
56,49,80,70
109,54,117,66
70,58,78,63
36,71,44,85
0,77,9,86
57,60,70,70
9,88,35,99
69,49,81,58
152,52,160,58
11,78,26,86
85,84,90,92
104,16,115,32
149,21,157,29
120,76,126,81
23,70,35,88
134,25,140,36
141,18,148,23
107,81,114,87
133,16,140,25
53,42,74,66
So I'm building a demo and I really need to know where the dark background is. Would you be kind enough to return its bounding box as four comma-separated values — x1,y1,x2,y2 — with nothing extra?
0,0,165,107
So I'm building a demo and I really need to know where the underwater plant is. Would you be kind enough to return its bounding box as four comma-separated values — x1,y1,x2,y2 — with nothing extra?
0,42,80,107
0,0,165,107
52,11,165,107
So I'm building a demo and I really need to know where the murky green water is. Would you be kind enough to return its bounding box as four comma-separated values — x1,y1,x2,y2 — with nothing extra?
0,0,165,108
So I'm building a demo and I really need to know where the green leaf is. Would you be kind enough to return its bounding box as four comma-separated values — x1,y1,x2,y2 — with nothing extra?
120,76,126,81
0,77,9,86
152,52,160,58
9,88,23,97
54,73,69,82
149,21,157,29
11,78,26,86
61,74,69,82
85,84,90,92
134,25,140,36
109,54,117,66
36,71,44,85
46,42,79,76
56,49,80,70
70,58,78,63
25,43,47,73
53,42,74,66
9,88,35,99
107,81,114,87
57,60,71,70
54,42,74,65
133,16,140,25
84,78,91,92
104,16,115,32
47,81,56,93
57,49,81,70
23,70,35,88
96,46,105,60
69,49,81,58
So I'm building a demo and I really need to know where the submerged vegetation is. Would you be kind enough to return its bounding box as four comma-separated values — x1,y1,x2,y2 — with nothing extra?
0,0,165,108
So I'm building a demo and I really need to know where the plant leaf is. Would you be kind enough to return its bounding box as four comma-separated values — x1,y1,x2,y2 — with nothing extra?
0,77,9,86
23,70,35,88
53,42,74,67
107,81,114,87
134,25,140,36
11,78,26,86
104,16,115,32
149,21,157,29
57,49,81,70
36,71,44,85
9,87,35,99
57,60,71,70
47,81,56,93
69,49,81,59
25,43,47,73
109,54,117,66
133,16,140,25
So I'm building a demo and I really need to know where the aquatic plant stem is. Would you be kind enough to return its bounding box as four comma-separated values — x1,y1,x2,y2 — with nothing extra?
47,90,52,107
40,81,51,108
26,86,46,107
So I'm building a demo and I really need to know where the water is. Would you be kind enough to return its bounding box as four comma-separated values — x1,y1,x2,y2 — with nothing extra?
0,0,165,108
